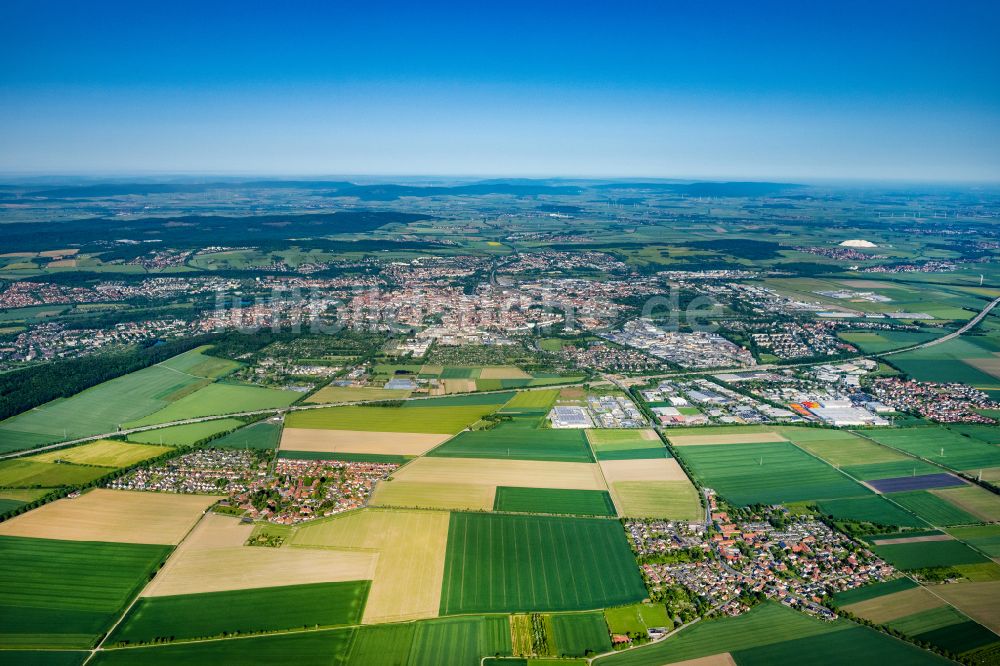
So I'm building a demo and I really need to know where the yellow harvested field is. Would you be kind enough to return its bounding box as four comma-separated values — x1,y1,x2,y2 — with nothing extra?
966,356,1000,381
931,581,1000,633
600,458,690,483
439,379,476,394
30,439,172,468
304,386,411,404
671,654,737,666
978,467,1000,482
667,432,787,446
0,489,217,545
370,480,495,511
479,366,531,379
842,587,944,624
290,508,450,624
143,513,377,597
39,248,79,257
394,456,607,490
279,427,449,455
46,259,77,267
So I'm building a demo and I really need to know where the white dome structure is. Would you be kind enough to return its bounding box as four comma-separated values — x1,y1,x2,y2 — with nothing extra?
839,239,877,248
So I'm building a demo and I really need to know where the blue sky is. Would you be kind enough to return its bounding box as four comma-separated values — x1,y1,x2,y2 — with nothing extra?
2,0,998,181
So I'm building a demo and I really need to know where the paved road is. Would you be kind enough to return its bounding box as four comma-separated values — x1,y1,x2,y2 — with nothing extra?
5,297,998,462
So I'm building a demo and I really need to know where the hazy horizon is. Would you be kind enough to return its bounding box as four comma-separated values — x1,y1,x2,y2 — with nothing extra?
3,1,998,181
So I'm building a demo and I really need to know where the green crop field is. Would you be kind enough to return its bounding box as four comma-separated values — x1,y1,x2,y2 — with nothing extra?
841,459,942,481
611,481,702,520
406,615,512,666
912,620,1000,655
108,581,369,644
0,459,111,488
126,418,244,446
92,627,355,665
285,404,496,434
209,421,282,449
156,346,240,379
815,496,927,528
503,389,560,411
347,622,415,665
789,434,906,467
586,430,667,461
429,429,593,463
279,449,409,464
888,337,1000,388
403,392,515,408
594,601,948,666
0,535,171,649
887,491,981,526
872,540,991,570
887,605,968,636
831,578,917,606
305,386,412,404
838,330,939,354
125,383,299,427
862,427,1000,471
948,424,1000,444
673,441,869,506
0,363,209,449
548,612,612,657
494,487,616,516
440,513,646,614
604,603,670,635
949,525,1000,557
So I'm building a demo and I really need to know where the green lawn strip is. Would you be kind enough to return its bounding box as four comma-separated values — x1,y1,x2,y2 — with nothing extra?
277,450,409,464
107,581,369,645
92,627,355,665
494,487,616,517
886,491,982,527
548,611,612,657
440,513,646,614
0,536,171,649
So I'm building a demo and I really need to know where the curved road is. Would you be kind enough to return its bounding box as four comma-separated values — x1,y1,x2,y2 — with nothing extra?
4,297,998,461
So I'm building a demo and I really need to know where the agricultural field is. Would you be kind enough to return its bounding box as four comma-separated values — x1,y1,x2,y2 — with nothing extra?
125,382,300,427
586,429,667,461
784,430,907,467
440,512,646,614
392,456,607,491
871,539,990,570
142,514,377,597
931,485,1000,522
0,535,171,648
108,581,369,644
594,601,950,666
548,611,613,657
666,431,787,447
887,337,1000,389
285,403,497,434
604,602,671,635
886,490,981,527
493,487,616,516
289,508,450,623
841,458,943,481
156,346,241,379
371,480,497,511
930,581,1000,633
91,627,355,665
949,525,1000,557
861,427,1000,472
428,428,594,463
502,389,561,412
209,420,282,450
0,489,218,545
838,330,940,354
406,615,512,666
126,418,245,446
839,585,946,624
0,362,210,449
0,459,113,488
673,441,870,506
304,385,412,404
611,481,702,520
280,427,449,456
814,496,927,528
29,440,172,468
